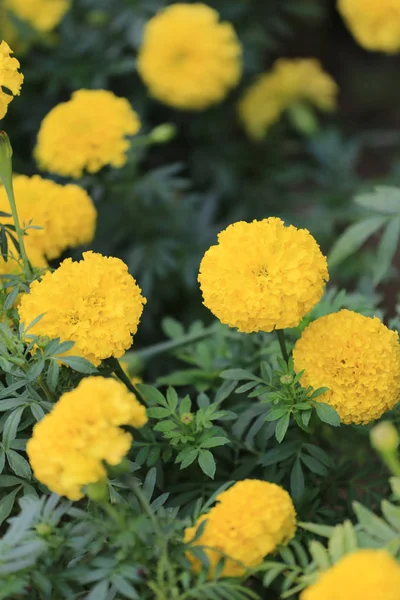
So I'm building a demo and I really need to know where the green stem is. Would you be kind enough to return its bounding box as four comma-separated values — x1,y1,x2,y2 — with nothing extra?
276,329,289,363
3,177,32,281
104,356,138,395
125,324,217,365
37,376,57,402
382,452,400,477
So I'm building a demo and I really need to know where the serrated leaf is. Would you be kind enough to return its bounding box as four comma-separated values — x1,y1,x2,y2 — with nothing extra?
275,412,290,443
198,450,216,479
373,217,400,285
354,186,400,215
166,387,178,411
3,407,25,450
147,407,171,419
300,454,328,477
60,356,97,374
290,459,304,501
314,402,340,427
308,541,331,570
200,437,230,449
219,369,261,382
6,451,31,479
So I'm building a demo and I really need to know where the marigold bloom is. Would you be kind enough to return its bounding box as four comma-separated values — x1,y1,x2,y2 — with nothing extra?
198,218,328,333
184,479,296,577
27,376,148,500
0,175,96,262
301,550,400,600
5,0,70,32
0,41,23,119
238,59,338,140
137,3,242,110
18,251,146,366
338,0,400,54
35,90,141,178
293,310,400,424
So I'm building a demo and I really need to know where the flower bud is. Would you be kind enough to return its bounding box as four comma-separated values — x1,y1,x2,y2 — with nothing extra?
280,374,293,385
371,422,399,453
86,479,108,502
149,123,177,144
287,103,319,137
181,412,194,425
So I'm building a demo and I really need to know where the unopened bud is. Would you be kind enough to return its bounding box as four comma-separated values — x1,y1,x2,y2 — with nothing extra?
280,374,293,385
181,412,193,425
86,479,108,502
287,103,319,137
371,422,399,453
36,523,52,536
149,123,177,144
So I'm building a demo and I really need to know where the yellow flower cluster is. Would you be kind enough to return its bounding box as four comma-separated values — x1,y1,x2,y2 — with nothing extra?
184,479,296,578
137,3,242,110
5,0,70,32
18,251,147,366
27,376,148,500
238,59,338,140
35,90,141,178
293,310,400,424
0,175,96,266
0,41,23,119
301,550,400,600
338,0,400,54
198,218,328,333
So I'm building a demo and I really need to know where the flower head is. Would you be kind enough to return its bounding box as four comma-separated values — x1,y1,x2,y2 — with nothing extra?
27,376,148,500
184,479,296,577
0,175,96,262
137,3,242,110
18,251,146,366
198,218,328,333
238,59,338,140
0,41,23,119
300,550,400,600
35,89,141,178
293,310,400,424
338,0,400,54
5,0,70,32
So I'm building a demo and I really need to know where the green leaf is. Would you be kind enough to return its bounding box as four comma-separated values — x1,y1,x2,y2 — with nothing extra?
147,407,171,419
166,387,178,411
300,454,328,477
3,407,25,450
314,403,340,427
354,186,400,215
266,408,290,422
6,450,31,479
46,359,60,392
353,501,396,542
219,369,261,382
178,449,199,469
308,540,331,570
275,412,290,443
179,395,192,415
328,216,387,268
0,487,20,526
372,217,400,285
137,384,168,407
291,459,305,501
198,450,216,479
60,356,97,374
200,437,230,449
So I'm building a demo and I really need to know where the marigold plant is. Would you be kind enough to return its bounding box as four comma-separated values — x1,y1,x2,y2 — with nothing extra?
300,549,400,599
293,309,400,424
0,41,23,119
27,376,148,500
338,0,400,54
238,58,338,140
184,479,296,577
137,3,242,110
35,89,141,178
198,217,328,333
0,175,96,263
18,251,146,365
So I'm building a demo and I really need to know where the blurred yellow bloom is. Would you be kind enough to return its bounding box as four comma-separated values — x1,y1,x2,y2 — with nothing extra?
138,3,242,110
5,0,70,33
238,58,338,140
0,41,23,119
338,0,400,54
35,90,141,179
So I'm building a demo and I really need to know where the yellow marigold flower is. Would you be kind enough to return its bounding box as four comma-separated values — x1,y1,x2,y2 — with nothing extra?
137,3,242,110
0,41,23,119
293,310,400,425
198,218,328,333
338,0,400,54
35,89,141,179
238,59,338,140
5,0,70,33
0,175,96,261
18,251,146,366
27,376,148,500
184,479,296,578
300,549,400,600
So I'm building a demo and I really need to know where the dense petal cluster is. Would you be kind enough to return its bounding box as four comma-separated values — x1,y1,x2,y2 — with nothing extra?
35,90,141,178
27,376,148,500
338,0,400,54
0,41,23,119
198,218,328,333
137,3,242,110
0,175,96,264
293,310,400,424
18,251,147,365
301,550,400,600
5,0,70,32
238,58,338,139
185,480,296,577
